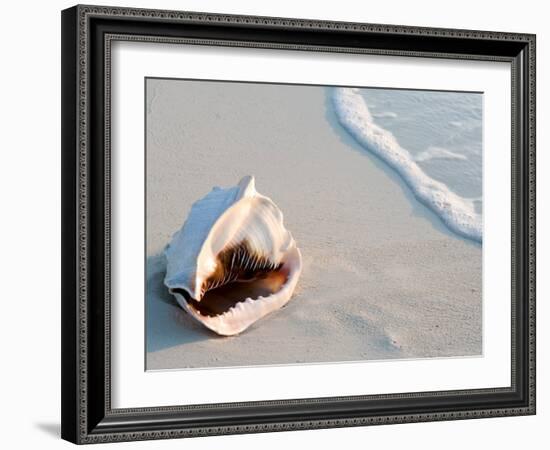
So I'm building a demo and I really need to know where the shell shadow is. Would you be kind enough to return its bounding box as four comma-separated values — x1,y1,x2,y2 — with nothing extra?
146,254,215,354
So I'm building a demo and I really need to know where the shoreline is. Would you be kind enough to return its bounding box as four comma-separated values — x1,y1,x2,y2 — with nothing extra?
331,87,482,243
323,87,481,249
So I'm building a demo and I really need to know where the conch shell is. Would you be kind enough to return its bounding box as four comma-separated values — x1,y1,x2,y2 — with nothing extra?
164,176,302,336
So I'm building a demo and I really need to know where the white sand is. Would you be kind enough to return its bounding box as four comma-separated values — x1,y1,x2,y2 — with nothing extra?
145,79,482,369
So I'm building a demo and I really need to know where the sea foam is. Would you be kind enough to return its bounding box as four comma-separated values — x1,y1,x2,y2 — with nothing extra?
415,146,468,162
331,88,482,243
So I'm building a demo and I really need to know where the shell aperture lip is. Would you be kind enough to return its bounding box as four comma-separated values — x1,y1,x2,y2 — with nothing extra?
164,176,302,336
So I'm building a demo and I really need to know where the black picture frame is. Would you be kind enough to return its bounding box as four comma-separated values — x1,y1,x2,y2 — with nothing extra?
61,4,536,444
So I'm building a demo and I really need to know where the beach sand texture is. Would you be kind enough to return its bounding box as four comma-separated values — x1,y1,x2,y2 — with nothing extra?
145,79,482,370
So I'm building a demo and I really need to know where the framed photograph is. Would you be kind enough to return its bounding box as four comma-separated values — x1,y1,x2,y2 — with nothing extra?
61,4,536,444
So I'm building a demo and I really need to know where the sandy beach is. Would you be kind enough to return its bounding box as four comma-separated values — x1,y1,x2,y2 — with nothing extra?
145,79,482,370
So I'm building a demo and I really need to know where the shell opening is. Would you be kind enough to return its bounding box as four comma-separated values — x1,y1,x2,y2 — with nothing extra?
174,240,288,317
